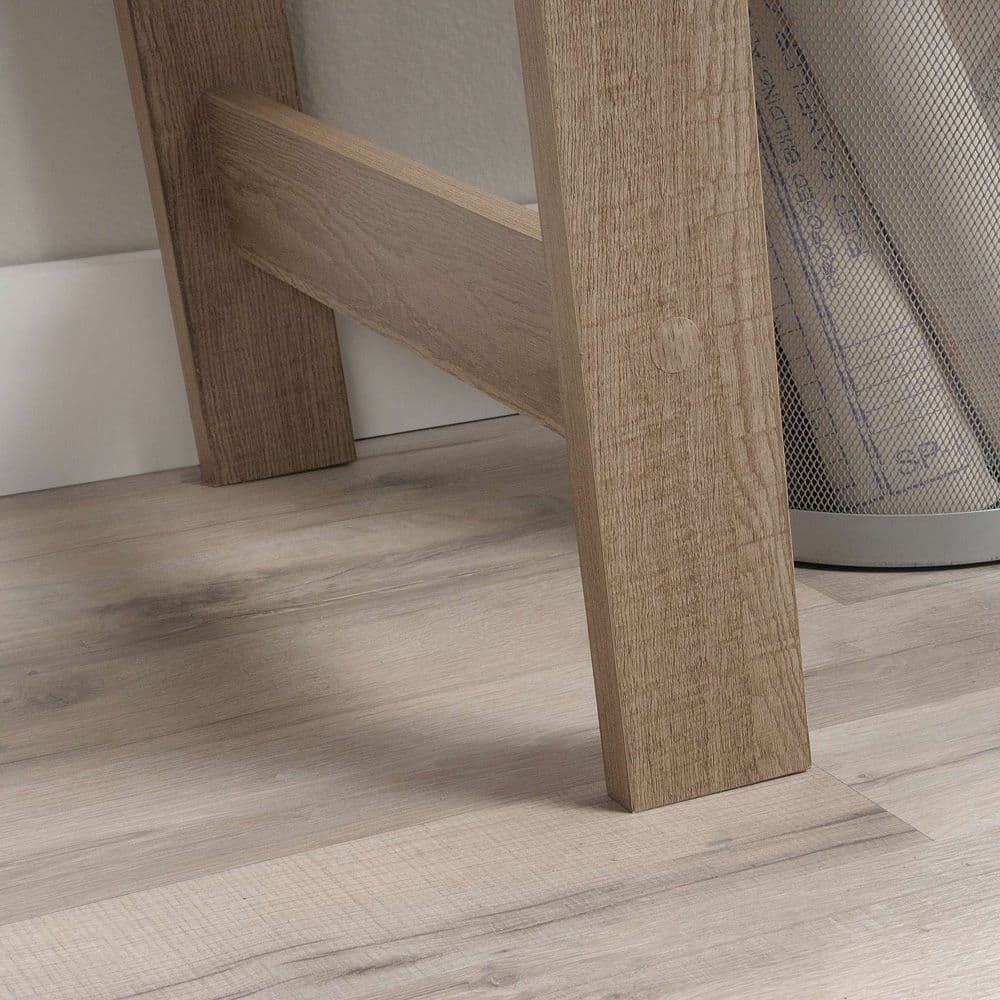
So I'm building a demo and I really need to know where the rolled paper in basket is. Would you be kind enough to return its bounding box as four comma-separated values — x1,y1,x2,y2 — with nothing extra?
750,0,998,514
780,0,1000,487
941,4,1000,153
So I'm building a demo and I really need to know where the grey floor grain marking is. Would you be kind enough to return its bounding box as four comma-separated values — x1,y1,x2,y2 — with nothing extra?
2,415,995,997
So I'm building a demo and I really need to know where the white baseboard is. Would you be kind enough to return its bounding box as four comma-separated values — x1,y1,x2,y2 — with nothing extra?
0,250,510,497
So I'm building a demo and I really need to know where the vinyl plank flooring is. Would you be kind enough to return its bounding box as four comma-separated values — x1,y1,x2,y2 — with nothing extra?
0,417,550,566
0,770,924,1000
648,846,1000,1000
796,561,1000,606
799,572,1000,842
813,685,1000,842
0,561,588,765
0,413,831,926
790,579,839,611
805,629,1000,730
0,447,575,674
3,414,998,997
0,503,575,674
798,572,1000,671
1,659,605,925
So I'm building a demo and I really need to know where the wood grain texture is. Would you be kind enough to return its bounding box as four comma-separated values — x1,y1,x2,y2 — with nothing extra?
207,91,562,432
0,419,586,924
0,771,925,1000
815,687,1000,843
797,561,1000,606
516,0,809,809
114,0,355,485
4,415,1000,997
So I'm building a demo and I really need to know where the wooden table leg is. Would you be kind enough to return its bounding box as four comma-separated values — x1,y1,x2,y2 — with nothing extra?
516,0,810,811
115,0,355,485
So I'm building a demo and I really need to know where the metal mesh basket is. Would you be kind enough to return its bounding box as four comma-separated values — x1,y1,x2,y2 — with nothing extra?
751,0,1000,566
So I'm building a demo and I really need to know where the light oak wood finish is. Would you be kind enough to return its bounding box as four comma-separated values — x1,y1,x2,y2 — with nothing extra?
797,560,1000,606
11,828,1000,999
4,416,1000,996
116,0,810,811
207,91,562,432
0,420,583,925
516,0,809,809
115,0,355,485
0,772,928,1000
816,686,1000,843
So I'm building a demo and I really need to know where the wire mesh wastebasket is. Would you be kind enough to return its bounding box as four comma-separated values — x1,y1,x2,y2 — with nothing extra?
751,0,1000,567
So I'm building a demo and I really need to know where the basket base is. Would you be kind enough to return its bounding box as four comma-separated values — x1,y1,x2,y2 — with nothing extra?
790,508,1000,569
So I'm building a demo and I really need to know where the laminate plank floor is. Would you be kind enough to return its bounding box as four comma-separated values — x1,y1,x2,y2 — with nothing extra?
2,416,998,998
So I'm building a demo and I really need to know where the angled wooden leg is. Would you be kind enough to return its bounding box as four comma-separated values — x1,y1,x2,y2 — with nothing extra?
516,0,810,811
115,0,355,485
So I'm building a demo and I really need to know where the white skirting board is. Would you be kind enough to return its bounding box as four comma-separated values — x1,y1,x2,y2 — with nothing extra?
0,250,511,497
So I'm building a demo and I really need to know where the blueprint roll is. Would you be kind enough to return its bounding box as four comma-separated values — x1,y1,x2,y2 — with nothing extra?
779,0,1000,475
750,0,998,515
941,2,1000,143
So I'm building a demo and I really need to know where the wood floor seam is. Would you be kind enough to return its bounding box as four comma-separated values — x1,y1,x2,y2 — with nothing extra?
3,415,995,997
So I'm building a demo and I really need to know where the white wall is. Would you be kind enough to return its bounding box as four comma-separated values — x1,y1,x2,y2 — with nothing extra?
0,1,536,495
0,0,156,267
